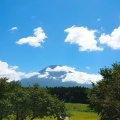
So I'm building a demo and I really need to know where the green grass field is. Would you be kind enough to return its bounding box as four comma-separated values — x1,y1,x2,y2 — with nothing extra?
35,103,100,120
65,103,99,120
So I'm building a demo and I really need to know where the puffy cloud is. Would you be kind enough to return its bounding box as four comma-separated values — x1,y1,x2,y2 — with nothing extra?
16,27,47,47
10,27,18,31
0,60,39,81
24,72,39,78
62,71,102,84
46,65,75,72
99,26,120,50
0,61,24,81
64,26,103,51
38,72,49,78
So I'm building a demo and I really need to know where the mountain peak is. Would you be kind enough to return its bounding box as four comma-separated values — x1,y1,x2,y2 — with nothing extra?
48,65,61,69
39,65,61,73
20,65,101,88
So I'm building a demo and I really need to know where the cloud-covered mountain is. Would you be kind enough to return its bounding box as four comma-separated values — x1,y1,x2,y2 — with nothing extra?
20,65,102,88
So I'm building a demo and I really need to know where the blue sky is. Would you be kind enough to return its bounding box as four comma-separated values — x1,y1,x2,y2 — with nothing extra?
0,0,120,82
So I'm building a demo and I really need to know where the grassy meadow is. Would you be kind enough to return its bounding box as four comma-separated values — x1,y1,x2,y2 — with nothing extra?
35,103,100,120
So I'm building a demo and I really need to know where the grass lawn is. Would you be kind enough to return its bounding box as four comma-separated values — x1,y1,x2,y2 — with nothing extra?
35,103,100,120
66,103,100,120
68,111,99,120
65,103,89,112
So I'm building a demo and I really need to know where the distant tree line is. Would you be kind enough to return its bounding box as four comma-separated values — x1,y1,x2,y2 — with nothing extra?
0,78,67,120
47,86,89,104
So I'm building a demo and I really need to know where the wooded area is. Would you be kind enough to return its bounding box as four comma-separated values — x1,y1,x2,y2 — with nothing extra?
47,86,89,104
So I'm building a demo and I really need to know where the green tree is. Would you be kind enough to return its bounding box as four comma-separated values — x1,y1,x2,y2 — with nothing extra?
0,78,67,120
0,78,12,120
11,87,31,120
28,83,67,120
48,96,67,120
0,99,12,120
28,84,50,120
0,79,30,120
87,62,120,120
0,77,9,99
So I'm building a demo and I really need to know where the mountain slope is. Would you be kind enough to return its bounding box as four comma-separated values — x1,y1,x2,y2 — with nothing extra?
20,65,101,87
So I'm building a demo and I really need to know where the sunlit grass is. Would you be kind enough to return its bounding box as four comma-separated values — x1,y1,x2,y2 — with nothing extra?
69,111,99,120
65,103,89,112
35,103,100,120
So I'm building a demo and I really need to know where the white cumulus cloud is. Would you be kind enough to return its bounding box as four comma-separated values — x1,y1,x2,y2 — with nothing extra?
16,27,47,47
46,65,102,84
10,27,18,31
0,61,24,81
24,72,39,78
0,60,39,81
99,26,120,50
62,71,102,84
46,65,75,72
38,72,49,78
64,26,103,51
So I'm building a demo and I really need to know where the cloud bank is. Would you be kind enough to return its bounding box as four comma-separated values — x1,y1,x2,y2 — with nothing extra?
62,71,102,84
16,27,47,47
45,65,102,84
0,61,39,81
0,61,102,84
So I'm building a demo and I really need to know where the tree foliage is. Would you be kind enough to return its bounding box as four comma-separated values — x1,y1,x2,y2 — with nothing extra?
87,62,120,120
0,78,67,120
